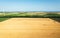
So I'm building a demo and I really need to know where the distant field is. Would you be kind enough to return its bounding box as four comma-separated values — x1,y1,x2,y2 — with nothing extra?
0,12,60,22
0,12,60,18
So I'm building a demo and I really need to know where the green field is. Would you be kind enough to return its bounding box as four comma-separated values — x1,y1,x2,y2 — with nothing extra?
0,12,60,22
0,12,60,18
0,18,10,22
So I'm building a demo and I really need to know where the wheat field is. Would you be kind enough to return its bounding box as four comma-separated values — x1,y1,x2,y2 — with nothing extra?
0,18,60,38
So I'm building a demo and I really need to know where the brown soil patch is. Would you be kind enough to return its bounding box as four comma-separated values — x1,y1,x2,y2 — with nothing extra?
0,18,60,38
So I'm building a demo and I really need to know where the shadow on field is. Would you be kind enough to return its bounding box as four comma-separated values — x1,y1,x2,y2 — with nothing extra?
50,18,60,23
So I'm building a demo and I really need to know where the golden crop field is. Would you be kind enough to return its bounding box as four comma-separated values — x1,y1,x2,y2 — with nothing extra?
0,18,60,38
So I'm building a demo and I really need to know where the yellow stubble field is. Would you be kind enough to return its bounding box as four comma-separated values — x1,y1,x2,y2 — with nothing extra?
0,18,60,38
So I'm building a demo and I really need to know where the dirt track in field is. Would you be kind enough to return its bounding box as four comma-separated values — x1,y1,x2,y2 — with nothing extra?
0,18,60,38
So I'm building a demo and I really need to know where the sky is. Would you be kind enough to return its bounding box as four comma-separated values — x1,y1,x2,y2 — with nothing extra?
0,0,60,11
